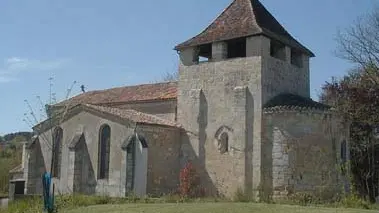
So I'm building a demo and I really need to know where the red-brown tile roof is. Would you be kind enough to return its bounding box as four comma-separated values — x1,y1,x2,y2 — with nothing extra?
55,82,177,106
175,0,314,57
35,103,182,132
84,104,181,128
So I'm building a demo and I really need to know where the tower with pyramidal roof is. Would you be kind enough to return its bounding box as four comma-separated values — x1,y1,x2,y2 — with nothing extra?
175,0,349,199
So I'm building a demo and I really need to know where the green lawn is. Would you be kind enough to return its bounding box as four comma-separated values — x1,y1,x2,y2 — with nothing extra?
63,203,378,213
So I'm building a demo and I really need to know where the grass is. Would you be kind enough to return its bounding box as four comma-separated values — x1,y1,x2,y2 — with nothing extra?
62,203,378,213
1,194,378,213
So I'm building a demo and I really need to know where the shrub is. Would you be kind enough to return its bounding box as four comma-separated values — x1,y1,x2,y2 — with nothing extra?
338,194,372,209
232,187,251,202
178,162,203,198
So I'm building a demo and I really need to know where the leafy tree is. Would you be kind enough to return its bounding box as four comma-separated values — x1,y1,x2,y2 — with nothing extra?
320,5,379,201
2,132,32,142
320,67,379,202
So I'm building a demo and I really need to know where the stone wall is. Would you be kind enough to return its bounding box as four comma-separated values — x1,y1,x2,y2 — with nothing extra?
26,109,181,198
34,111,135,197
177,35,313,198
262,110,349,198
105,100,177,121
262,56,310,104
137,125,181,196
177,56,261,197
25,140,45,195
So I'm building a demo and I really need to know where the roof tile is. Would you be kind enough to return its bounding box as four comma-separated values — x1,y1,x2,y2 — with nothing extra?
263,93,331,112
56,82,177,106
175,0,314,57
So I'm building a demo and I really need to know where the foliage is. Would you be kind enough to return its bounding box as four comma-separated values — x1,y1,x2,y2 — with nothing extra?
338,194,373,209
0,145,22,196
319,5,379,202
178,162,203,198
1,132,33,143
232,187,252,203
319,67,379,201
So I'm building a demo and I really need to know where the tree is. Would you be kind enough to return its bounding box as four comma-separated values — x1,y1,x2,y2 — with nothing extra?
335,6,379,85
320,68,379,202
327,5,379,201
320,7,379,201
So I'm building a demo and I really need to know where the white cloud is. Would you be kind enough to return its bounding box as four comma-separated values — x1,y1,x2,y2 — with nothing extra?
0,57,69,83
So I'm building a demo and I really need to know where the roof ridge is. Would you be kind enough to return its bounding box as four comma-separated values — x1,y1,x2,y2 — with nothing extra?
174,0,237,50
53,81,178,107
83,81,178,94
248,0,263,32
175,0,314,56
250,0,289,37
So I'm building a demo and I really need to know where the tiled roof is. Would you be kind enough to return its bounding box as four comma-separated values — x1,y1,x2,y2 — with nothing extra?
55,82,177,107
263,93,331,112
83,104,182,128
175,0,314,57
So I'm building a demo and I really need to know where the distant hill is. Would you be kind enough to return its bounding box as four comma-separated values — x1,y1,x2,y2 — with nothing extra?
0,131,33,143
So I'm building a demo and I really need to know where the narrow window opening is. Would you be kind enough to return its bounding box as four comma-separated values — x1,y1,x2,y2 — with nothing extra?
98,124,111,180
197,43,212,63
270,39,286,60
218,132,229,154
126,139,136,193
52,127,63,178
291,48,303,67
227,37,246,59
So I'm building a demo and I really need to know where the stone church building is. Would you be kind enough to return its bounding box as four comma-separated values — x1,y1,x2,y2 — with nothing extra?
18,0,350,199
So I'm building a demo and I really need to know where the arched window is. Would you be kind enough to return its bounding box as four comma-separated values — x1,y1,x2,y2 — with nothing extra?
98,124,111,180
126,137,136,192
341,140,347,163
52,127,63,178
218,132,229,154
214,126,232,154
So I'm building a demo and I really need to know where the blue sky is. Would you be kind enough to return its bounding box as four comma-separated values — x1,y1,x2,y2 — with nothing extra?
0,0,376,135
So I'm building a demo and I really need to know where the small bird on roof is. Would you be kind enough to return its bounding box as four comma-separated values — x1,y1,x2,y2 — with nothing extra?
80,85,86,93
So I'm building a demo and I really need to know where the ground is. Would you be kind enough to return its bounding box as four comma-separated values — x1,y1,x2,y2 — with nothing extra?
62,203,377,213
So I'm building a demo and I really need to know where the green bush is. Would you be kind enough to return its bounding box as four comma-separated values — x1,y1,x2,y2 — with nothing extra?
232,187,251,202
337,194,372,209
0,196,42,213
0,147,22,195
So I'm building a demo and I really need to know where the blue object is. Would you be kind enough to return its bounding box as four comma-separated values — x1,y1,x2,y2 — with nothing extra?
42,172,55,213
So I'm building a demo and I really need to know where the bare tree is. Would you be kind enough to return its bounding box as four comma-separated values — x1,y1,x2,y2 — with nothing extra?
336,6,379,84
161,71,179,82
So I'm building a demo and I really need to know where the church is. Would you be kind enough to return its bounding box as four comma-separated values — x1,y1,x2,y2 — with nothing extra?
16,0,350,200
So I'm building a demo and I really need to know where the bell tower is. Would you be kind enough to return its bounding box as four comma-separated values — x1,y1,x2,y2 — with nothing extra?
175,0,314,198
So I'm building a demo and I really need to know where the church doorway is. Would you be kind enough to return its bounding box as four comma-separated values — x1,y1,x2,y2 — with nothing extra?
124,133,148,197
